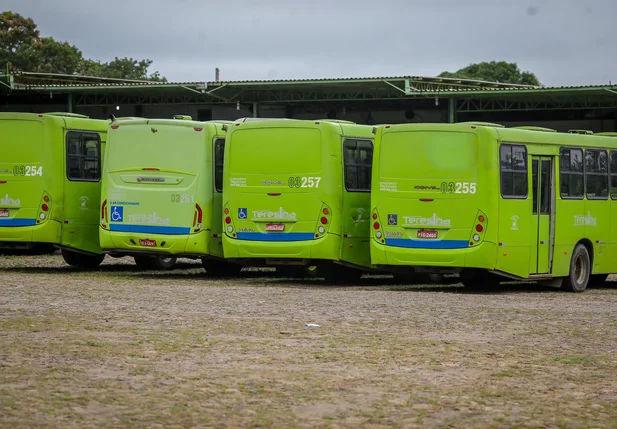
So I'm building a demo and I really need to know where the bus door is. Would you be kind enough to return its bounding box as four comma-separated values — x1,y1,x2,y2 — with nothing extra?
530,156,554,274
61,131,103,253
341,138,373,267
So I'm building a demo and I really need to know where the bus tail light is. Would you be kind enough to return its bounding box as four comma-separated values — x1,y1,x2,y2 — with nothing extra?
193,204,203,232
371,209,385,244
223,203,236,236
37,191,52,224
314,203,332,238
101,200,108,222
469,210,487,246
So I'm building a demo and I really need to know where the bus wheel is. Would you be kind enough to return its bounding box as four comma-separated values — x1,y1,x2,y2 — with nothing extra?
428,273,445,284
202,259,243,277
61,249,81,266
150,256,177,270
562,244,591,292
76,253,105,269
320,263,363,284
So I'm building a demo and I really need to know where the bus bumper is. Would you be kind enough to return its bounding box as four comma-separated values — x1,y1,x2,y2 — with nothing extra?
222,233,341,264
0,220,61,247
99,228,210,256
371,240,497,269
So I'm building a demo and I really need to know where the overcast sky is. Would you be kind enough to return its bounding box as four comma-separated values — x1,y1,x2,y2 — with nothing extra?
4,0,616,86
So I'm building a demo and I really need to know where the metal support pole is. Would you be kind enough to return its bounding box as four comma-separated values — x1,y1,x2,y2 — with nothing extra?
253,102,258,118
448,98,456,123
67,93,74,113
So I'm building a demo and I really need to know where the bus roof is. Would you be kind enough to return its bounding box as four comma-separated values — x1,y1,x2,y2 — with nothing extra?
229,118,374,139
0,112,109,132
379,122,617,149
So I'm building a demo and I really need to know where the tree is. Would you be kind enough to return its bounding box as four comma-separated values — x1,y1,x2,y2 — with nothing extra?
78,57,166,81
0,11,165,81
439,61,541,86
0,11,39,72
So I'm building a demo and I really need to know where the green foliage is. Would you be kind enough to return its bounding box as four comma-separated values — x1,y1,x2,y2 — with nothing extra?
439,61,541,86
0,11,165,81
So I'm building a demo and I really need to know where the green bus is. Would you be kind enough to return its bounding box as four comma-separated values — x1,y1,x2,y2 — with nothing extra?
371,122,617,291
0,112,108,267
99,117,239,273
222,119,375,281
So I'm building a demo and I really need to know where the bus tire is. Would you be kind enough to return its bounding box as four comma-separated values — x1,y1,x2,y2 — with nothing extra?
150,256,177,270
202,259,243,277
61,249,81,266
320,263,363,284
428,273,445,284
76,253,105,269
562,244,591,292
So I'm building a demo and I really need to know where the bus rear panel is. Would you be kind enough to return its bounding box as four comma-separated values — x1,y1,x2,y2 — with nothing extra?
100,120,214,257
223,121,341,265
371,125,496,271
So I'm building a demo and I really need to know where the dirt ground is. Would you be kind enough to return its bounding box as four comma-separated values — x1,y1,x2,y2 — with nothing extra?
1,254,617,429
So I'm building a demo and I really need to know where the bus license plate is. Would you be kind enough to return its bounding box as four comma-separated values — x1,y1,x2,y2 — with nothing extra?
417,230,438,239
265,224,285,231
139,239,156,247
0,210,9,217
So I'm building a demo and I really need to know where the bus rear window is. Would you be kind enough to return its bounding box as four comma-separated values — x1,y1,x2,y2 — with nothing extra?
344,139,373,192
379,131,477,180
229,128,321,175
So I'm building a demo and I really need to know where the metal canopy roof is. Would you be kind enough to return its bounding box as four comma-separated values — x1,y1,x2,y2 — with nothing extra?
1,71,616,113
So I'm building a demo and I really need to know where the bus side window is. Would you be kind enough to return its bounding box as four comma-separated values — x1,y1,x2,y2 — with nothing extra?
66,131,101,182
214,138,225,192
559,147,584,199
585,149,608,199
500,144,527,198
343,139,373,192
610,151,617,200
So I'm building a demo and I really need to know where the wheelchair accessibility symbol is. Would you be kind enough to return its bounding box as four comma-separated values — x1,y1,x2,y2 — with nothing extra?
237,208,248,219
111,206,123,222
388,214,398,225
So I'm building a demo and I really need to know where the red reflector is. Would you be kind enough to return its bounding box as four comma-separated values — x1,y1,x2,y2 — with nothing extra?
268,193,281,196
39,114,44,118
111,125,119,129
142,167,159,171
41,204,48,211
420,199,434,202
320,217,328,225
373,222,380,229
0,181,6,184
194,127,203,131
372,213,377,219
476,224,483,232
44,196,49,202
196,204,203,223
225,217,231,224
323,208,329,215
471,126,477,129
478,215,485,222
193,212,197,227
385,125,391,128
101,200,107,219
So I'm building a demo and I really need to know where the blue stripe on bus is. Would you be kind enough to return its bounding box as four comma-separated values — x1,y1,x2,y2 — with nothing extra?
236,232,315,242
0,218,37,227
385,238,469,249
109,224,191,235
